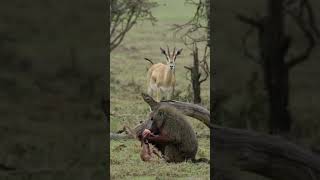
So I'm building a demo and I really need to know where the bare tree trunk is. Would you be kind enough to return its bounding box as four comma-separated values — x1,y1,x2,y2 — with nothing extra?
262,0,291,134
191,46,202,104
185,45,209,104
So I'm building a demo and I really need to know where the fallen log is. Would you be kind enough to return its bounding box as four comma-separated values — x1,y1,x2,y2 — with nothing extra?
110,133,134,140
140,93,320,180
110,93,320,179
141,93,212,128
213,126,320,180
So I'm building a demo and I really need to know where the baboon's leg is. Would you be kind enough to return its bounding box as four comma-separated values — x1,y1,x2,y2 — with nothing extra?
164,145,184,163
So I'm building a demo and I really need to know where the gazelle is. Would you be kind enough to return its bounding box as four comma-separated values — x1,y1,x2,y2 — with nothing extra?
147,46,183,102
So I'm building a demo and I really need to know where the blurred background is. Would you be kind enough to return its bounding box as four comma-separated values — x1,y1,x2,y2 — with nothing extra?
0,0,107,179
214,0,320,147
213,0,320,179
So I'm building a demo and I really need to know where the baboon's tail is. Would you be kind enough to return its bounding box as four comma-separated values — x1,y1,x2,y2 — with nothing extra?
192,158,210,164
144,58,154,65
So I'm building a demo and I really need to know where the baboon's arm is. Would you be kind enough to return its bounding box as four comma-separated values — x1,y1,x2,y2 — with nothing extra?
147,135,174,144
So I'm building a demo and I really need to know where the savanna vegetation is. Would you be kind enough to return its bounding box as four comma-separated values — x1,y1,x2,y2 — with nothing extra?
110,0,210,179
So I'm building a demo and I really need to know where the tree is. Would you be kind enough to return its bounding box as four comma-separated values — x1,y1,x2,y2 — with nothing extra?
110,0,157,51
173,0,210,104
184,43,209,104
236,0,319,134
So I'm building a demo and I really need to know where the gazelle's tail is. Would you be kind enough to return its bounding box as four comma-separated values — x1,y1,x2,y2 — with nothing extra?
144,58,154,65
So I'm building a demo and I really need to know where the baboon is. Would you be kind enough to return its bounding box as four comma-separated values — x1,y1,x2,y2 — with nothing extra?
140,104,199,163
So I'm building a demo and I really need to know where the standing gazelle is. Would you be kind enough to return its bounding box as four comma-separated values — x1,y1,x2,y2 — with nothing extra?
147,46,183,102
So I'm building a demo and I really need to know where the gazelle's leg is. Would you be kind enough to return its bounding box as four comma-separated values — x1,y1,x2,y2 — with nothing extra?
147,85,153,97
166,89,171,100
156,87,160,102
160,88,166,101
147,86,153,112
171,85,175,100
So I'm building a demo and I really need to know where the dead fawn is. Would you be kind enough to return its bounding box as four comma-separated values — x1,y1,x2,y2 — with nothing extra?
146,46,183,102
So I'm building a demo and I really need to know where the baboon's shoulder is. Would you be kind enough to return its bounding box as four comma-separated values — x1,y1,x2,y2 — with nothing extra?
158,105,183,117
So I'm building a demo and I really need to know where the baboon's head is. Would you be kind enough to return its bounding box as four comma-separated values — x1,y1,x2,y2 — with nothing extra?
160,46,183,71
146,107,167,134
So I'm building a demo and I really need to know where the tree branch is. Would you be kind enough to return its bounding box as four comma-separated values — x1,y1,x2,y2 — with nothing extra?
241,26,263,65
184,66,192,71
285,7,316,68
235,13,262,29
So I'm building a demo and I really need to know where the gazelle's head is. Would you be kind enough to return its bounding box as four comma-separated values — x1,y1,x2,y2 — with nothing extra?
160,46,183,71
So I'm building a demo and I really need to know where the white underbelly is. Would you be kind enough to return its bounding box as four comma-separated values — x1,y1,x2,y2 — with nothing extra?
160,86,172,92
149,82,172,92
149,83,157,91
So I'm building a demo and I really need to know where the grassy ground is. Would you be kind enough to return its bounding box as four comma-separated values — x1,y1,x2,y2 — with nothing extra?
110,0,210,179
110,138,209,180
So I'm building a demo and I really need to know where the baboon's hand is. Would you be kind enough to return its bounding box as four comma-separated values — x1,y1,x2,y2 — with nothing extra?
142,129,152,138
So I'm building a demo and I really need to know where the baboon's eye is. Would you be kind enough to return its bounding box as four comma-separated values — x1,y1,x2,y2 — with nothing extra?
159,111,164,118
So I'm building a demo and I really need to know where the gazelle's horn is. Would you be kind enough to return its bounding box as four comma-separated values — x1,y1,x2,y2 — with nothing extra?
173,47,176,58
167,45,170,58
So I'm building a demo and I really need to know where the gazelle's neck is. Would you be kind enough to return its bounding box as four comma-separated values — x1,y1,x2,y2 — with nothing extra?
164,65,175,83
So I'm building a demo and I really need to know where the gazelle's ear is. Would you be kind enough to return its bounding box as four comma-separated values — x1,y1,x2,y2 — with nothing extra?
174,48,183,60
173,47,176,55
160,47,169,61
167,45,170,58
176,48,183,56
160,47,166,55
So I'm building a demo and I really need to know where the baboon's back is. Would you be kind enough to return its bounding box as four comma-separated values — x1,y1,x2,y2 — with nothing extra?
161,106,198,161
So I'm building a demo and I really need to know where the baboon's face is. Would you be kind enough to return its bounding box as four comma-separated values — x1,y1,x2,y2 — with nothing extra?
146,109,164,135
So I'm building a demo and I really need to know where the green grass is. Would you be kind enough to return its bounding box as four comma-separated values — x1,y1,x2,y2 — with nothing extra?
110,138,210,180
110,0,210,179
